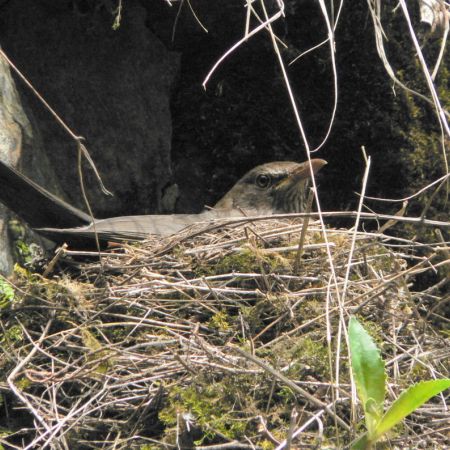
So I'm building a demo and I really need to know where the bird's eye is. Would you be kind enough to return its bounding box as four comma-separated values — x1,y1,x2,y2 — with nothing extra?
255,174,271,189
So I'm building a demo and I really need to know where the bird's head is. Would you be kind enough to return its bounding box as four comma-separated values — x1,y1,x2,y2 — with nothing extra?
214,159,327,214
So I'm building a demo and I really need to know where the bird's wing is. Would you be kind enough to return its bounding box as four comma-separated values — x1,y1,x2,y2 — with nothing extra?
36,210,247,245
0,158,92,228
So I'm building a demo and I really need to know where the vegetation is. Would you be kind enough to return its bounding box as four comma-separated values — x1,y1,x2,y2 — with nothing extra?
0,217,448,448
349,317,450,449
0,1,448,449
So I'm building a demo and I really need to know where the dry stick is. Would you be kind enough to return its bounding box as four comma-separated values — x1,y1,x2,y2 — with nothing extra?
324,273,340,443
112,0,123,30
196,443,262,450
49,361,66,450
247,1,288,48
33,383,112,450
365,0,450,120
258,415,280,445
260,257,434,351
63,249,120,258
257,0,343,326
378,201,408,234
77,143,103,264
419,175,449,222
171,0,184,42
285,407,298,450
186,0,208,33
431,15,449,81
363,172,450,202
7,320,53,438
244,0,252,37
311,0,339,152
0,48,110,267
43,244,68,278
230,346,350,431
0,49,110,196
338,150,371,427
399,0,450,138
274,399,344,450
288,0,344,66
293,188,314,273
202,5,284,87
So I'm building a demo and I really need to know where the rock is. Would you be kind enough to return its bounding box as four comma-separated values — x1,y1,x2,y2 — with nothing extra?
0,50,59,274
0,0,180,218
0,51,30,274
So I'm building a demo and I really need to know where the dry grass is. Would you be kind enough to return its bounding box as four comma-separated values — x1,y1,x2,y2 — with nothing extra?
0,215,449,449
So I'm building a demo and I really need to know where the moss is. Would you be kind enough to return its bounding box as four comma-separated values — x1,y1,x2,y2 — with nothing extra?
297,298,326,321
208,311,231,331
196,246,292,278
272,335,331,380
15,376,31,391
240,304,263,331
8,220,43,267
260,440,276,450
0,278,15,309
358,243,399,274
12,264,34,282
158,371,310,446
214,249,259,273
409,361,430,382
238,293,305,339
394,64,449,243
12,265,90,313
294,336,330,373
159,376,253,444
276,385,297,404
0,324,24,373
354,317,385,350
0,324,23,347
81,327,115,376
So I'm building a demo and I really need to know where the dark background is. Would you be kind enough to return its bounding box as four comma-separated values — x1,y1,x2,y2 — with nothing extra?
0,0,448,227
151,0,449,224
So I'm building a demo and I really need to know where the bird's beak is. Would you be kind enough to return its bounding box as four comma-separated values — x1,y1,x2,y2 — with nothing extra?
291,158,327,181
276,159,327,189
272,159,327,213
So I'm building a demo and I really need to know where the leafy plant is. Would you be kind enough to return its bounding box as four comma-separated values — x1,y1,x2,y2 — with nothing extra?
0,277,15,309
348,316,450,449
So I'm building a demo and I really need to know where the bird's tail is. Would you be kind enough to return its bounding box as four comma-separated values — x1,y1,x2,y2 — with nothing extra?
0,159,92,229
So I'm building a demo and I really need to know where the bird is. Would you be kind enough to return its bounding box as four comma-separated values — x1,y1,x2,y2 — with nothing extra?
0,158,327,246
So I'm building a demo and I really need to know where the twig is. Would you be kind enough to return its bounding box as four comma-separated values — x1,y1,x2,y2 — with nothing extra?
229,346,350,430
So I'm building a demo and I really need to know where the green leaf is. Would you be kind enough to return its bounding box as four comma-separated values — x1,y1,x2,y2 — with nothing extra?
365,397,382,419
374,379,450,439
349,317,386,435
349,432,369,450
0,278,15,309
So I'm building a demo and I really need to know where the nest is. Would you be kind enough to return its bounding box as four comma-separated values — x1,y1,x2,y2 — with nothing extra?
0,216,449,449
